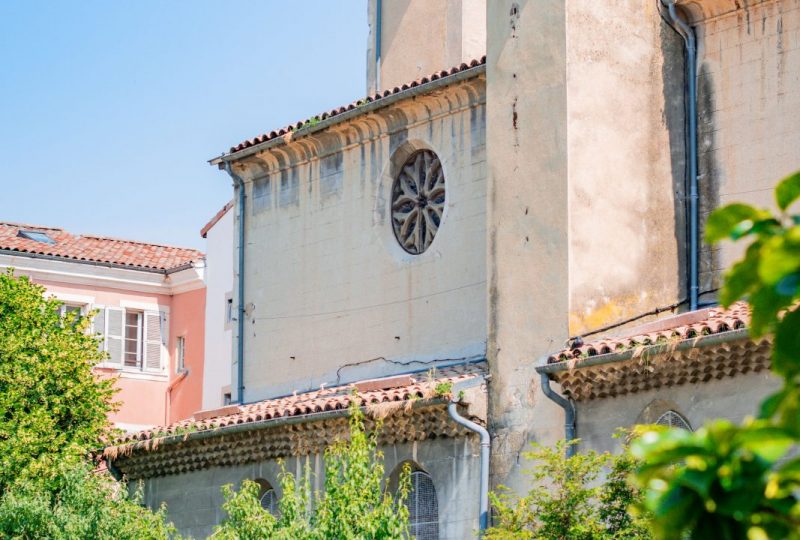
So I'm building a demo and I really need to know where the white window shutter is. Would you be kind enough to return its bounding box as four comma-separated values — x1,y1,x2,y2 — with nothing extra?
92,306,106,351
143,311,163,372
105,307,124,366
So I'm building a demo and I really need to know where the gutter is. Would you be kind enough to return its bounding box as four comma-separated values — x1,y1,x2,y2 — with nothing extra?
661,0,700,310
209,64,486,166
0,248,174,274
225,163,247,404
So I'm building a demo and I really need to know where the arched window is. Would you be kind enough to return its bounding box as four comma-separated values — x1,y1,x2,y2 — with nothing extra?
406,470,439,539
656,410,692,431
253,478,278,515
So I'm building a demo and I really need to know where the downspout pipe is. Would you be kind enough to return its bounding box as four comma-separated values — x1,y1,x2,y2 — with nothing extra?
225,162,247,404
662,0,699,311
539,373,577,457
375,0,382,92
447,399,490,533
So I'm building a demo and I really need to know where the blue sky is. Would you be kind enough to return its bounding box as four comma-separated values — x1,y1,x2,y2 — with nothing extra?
0,1,366,250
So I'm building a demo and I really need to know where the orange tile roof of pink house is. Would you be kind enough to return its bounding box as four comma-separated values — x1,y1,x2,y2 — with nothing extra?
0,222,203,271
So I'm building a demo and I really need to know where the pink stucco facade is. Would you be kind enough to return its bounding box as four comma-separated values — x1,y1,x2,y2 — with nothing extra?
35,278,206,429
0,258,206,432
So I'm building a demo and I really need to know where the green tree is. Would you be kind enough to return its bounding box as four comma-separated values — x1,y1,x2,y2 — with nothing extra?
631,171,800,539
485,440,651,540
0,270,116,492
0,462,181,540
212,401,411,540
0,270,180,538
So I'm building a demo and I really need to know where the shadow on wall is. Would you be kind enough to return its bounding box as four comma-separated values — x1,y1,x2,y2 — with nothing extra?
659,12,721,307
696,62,721,299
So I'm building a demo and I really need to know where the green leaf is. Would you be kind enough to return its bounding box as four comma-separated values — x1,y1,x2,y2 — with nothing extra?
772,308,800,377
775,170,800,211
758,388,789,419
706,204,771,243
734,426,794,461
758,236,800,285
719,242,760,306
748,286,792,336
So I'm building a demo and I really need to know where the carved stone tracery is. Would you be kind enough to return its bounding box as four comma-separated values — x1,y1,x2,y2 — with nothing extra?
391,150,446,254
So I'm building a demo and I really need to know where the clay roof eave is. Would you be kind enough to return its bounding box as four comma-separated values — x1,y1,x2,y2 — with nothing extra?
536,327,753,377
208,63,487,168
103,395,451,469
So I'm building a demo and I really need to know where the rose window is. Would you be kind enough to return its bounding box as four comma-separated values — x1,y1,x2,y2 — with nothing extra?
391,150,446,254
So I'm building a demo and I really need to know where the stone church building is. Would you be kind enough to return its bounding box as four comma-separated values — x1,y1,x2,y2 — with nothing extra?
104,0,800,537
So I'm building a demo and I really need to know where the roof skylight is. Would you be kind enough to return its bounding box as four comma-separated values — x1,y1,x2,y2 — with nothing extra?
18,230,56,245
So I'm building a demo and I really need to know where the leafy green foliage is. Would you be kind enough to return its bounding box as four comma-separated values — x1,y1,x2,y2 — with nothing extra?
212,401,411,539
632,172,800,539
0,456,181,539
0,270,116,493
485,440,651,540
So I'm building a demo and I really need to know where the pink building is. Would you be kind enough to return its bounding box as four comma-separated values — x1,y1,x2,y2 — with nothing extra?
0,222,206,432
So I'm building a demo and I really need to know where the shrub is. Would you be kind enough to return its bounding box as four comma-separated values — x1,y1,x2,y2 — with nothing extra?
213,401,411,539
486,440,651,540
0,462,180,539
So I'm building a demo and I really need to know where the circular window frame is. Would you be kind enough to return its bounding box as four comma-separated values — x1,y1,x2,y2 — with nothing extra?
390,149,446,255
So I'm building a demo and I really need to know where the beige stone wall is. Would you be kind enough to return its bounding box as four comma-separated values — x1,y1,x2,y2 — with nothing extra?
143,436,482,539
367,0,486,93
486,0,571,493
693,0,800,290
576,371,780,454
566,0,686,335
231,79,487,402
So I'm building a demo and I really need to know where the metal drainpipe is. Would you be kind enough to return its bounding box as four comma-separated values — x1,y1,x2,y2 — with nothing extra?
375,0,382,92
225,162,246,404
447,399,490,533
662,0,699,311
540,373,577,457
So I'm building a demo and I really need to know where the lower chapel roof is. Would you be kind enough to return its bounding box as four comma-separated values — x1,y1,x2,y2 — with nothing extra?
538,302,772,401
104,362,487,479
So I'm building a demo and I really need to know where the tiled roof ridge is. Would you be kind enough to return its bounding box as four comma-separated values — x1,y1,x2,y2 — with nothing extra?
78,233,203,254
0,221,63,232
547,301,751,364
113,361,487,446
227,55,487,155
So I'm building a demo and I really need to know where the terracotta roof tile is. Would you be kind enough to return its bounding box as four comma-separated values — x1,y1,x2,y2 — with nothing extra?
200,200,233,238
547,302,751,364
0,222,203,271
118,362,486,444
226,56,487,156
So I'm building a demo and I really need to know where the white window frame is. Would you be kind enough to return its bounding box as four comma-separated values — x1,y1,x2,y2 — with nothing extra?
93,304,167,377
123,309,144,370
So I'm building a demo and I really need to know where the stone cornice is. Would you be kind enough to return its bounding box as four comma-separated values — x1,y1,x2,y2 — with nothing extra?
676,0,774,23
